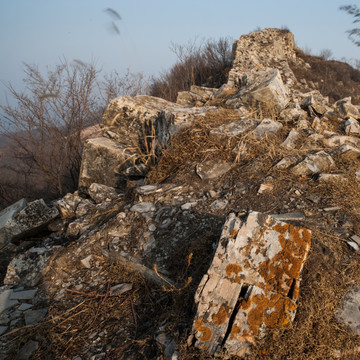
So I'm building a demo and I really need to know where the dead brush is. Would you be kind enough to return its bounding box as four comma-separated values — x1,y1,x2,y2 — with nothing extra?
146,109,253,183
247,98,281,121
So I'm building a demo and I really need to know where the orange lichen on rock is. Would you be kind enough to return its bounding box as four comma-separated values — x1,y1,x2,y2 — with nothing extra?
230,323,241,340
191,211,311,357
194,318,213,342
230,228,239,238
212,305,230,326
226,263,242,276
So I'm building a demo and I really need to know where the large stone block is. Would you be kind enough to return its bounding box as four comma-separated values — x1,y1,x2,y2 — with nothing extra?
102,95,217,144
191,211,311,357
78,137,137,191
226,68,289,111
292,151,334,176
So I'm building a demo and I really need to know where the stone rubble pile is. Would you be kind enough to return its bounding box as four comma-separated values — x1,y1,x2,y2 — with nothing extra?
0,27,360,359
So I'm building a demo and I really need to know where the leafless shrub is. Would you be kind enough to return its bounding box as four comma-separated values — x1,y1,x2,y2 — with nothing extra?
319,48,333,60
149,37,233,101
0,60,147,209
102,69,148,103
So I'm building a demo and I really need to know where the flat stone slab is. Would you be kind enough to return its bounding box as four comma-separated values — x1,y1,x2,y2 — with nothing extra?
210,117,260,138
191,211,311,357
0,289,18,314
292,151,334,176
0,198,27,229
196,160,232,180
24,307,48,325
10,289,37,300
1,199,58,246
130,202,156,213
337,286,360,335
251,119,283,140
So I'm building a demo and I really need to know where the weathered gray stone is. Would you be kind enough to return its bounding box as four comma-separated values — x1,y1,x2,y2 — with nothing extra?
344,117,360,135
80,255,93,269
227,68,289,111
24,307,48,325
130,202,156,213
196,160,232,180
251,118,283,140
103,95,217,136
16,340,39,360
351,235,360,246
292,151,334,176
323,135,360,148
300,92,327,116
336,97,360,119
0,326,7,335
65,220,90,238
18,303,33,311
339,144,360,161
337,286,360,335
4,246,60,287
0,200,58,246
10,289,37,300
258,183,274,194
177,85,217,107
281,129,300,149
136,184,161,195
191,211,311,357
210,199,228,211
210,117,260,138
275,156,299,170
110,283,132,296
78,137,137,191
0,289,18,314
56,193,93,219
88,183,119,204
181,202,197,211
280,107,307,122
0,199,27,229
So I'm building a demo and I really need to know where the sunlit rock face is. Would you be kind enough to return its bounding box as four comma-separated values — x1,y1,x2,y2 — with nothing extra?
191,211,311,357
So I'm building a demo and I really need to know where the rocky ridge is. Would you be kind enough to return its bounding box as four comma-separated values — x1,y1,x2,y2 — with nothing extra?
0,28,360,359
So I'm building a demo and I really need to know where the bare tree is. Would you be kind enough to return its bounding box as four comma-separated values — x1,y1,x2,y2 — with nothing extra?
0,60,148,209
340,4,360,46
0,60,101,197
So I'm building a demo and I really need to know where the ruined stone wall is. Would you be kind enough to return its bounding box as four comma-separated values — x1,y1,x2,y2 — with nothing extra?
228,28,297,89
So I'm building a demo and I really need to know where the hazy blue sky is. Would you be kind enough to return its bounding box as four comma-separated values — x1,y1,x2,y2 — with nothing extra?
0,0,359,104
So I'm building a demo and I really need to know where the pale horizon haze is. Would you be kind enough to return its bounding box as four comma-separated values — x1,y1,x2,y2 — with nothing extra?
0,0,359,105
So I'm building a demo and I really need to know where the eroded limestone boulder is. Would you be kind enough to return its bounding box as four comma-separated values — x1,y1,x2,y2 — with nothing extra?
191,211,311,357
103,95,217,138
227,68,289,111
292,151,334,176
335,97,360,119
210,117,260,139
344,117,360,136
0,200,58,246
78,137,137,192
251,118,283,140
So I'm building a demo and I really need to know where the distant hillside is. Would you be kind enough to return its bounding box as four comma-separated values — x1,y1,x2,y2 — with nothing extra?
291,48,360,104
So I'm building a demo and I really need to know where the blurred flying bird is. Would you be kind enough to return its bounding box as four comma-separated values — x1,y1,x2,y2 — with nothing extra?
104,8,121,35
104,8,121,21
